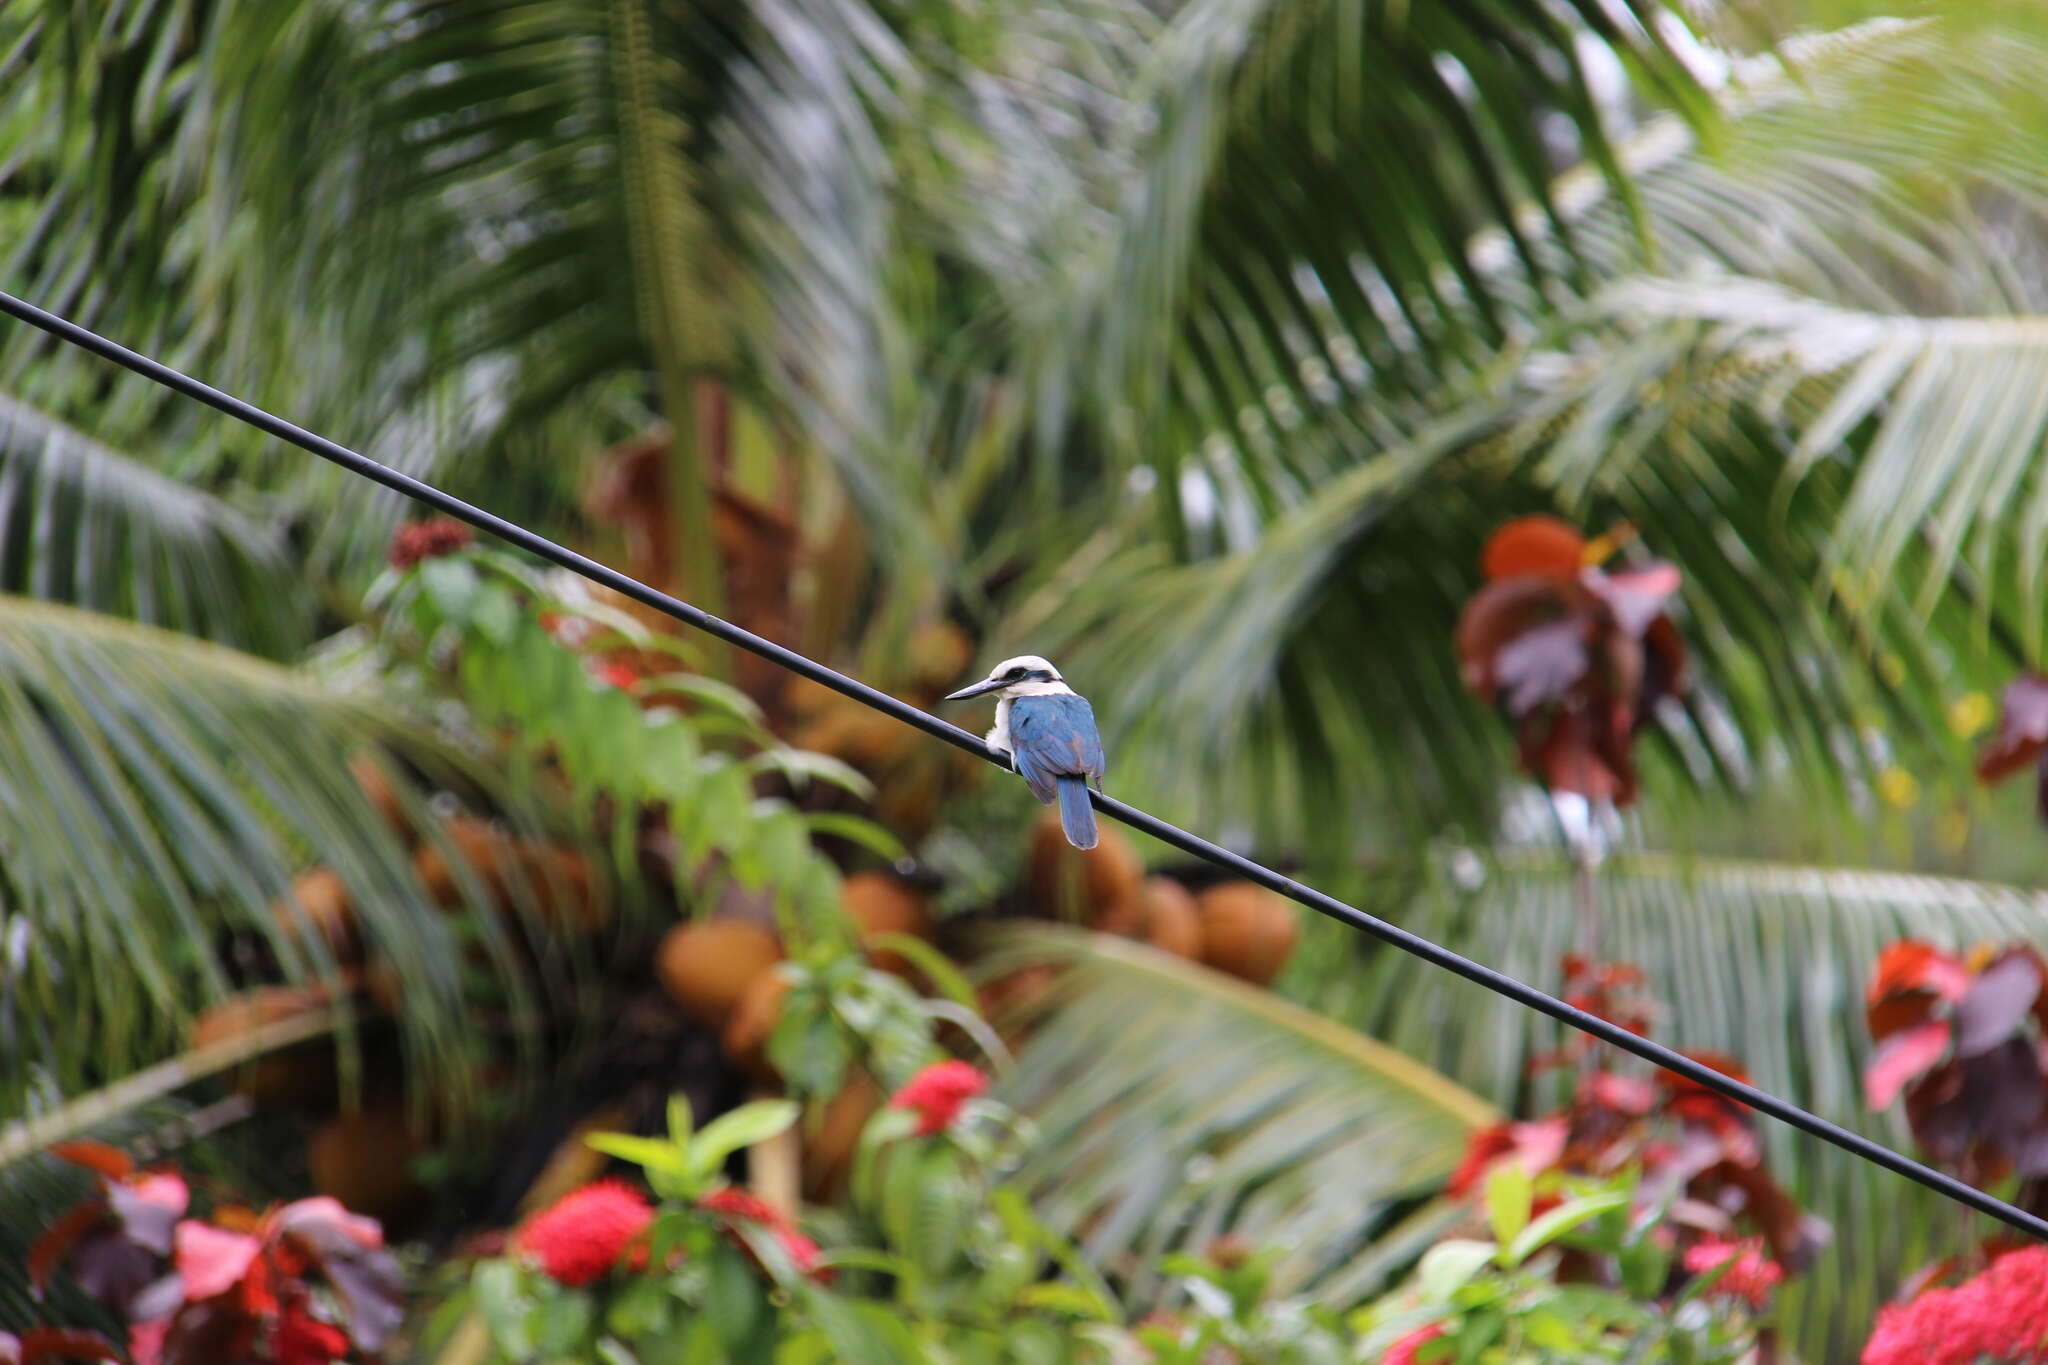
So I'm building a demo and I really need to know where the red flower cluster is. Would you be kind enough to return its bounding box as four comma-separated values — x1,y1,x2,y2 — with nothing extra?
891,1060,987,1136
387,518,473,571
1862,1245,2048,1365
697,1187,827,1281
1383,1323,1443,1365
515,1179,655,1287
1682,1238,1783,1309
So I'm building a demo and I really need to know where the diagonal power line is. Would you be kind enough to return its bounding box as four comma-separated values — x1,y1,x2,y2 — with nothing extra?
3,287,2044,1243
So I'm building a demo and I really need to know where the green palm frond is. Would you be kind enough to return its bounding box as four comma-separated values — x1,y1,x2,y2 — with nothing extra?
1300,848,2048,1362
1035,15,2048,842
989,928,1492,1313
0,395,306,654
0,597,554,1124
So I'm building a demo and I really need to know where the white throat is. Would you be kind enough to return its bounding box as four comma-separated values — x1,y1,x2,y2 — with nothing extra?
985,680,1075,756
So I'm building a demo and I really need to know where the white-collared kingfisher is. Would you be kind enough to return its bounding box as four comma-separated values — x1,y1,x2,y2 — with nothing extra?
943,655,1106,849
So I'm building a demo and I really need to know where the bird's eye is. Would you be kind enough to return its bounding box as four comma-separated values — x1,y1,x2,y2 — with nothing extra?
1004,666,1028,681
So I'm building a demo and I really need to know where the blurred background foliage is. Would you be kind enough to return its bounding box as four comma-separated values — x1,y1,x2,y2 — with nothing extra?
7,0,2048,1360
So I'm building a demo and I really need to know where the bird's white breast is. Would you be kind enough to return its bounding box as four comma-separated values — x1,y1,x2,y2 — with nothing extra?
986,696,1013,756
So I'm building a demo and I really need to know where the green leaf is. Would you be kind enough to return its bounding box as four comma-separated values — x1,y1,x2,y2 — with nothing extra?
530,1288,596,1354
1503,1190,1632,1268
472,1260,533,1357
1483,1162,1533,1248
802,813,907,862
586,1133,690,1179
870,934,978,1010
704,1246,765,1347
1416,1241,1496,1303
689,1100,799,1178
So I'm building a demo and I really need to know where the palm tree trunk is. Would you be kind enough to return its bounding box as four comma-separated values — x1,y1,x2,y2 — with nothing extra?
611,0,729,670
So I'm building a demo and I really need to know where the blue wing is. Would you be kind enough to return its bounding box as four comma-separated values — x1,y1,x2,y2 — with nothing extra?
1008,694,1106,805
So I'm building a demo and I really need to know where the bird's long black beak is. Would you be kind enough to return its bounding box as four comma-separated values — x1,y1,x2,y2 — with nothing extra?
942,677,1005,702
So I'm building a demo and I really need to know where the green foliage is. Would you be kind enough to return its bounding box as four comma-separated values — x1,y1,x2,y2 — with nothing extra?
442,1085,1135,1364
589,1097,800,1203
1354,1171,1766,1363
361,547,865,942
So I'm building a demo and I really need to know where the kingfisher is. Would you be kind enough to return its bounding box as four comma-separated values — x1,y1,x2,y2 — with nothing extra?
943,655,1106,849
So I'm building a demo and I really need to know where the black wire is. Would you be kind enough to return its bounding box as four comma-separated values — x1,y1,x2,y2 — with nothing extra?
5,286,2046,1245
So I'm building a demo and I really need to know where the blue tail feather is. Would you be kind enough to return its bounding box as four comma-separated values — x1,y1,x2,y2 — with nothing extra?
1057,774,1098,849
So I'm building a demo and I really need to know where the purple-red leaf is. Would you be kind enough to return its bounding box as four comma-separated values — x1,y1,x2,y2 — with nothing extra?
1955,952,2043,1058
1978,672,2048,783
108,1180,183,1257
1865,1018,1952,1110
27,1204,105,1292
1494,618,1590,716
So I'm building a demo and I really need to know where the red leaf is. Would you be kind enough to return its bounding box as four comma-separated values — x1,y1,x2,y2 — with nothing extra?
46,1143,131,1180
1867,941,1972,1009
174,1221,261,1301
1865,1018,1953,1110
1977,672,2048,783
1481,516,1586,581
27,1203,106,1291
16,1329,124,1364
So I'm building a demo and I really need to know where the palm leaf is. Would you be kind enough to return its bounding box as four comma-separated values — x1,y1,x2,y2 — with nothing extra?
0,395,306,654
0,597,554,1125
1038,15,2048,843
988,927,1492,1312
1303,848,2048,1362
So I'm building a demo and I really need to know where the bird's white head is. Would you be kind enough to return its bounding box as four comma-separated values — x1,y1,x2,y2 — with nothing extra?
942,654,1073,702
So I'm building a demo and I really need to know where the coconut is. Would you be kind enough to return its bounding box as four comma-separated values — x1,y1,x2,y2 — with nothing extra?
1094,876,1203,960
1195,882,1299,985
1026,814,1143,921
308,1104,426,1228
722,970,793,1079
656,919,784,1027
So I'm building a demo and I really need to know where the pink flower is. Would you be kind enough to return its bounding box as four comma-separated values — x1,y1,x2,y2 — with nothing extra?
515,1179,655,1287
1384,1323,1443,1365
1862,1246,2048,1365
1682,1237,1783,1309
596,662,640,691
174,1220,261,1300
890,1061,987,1136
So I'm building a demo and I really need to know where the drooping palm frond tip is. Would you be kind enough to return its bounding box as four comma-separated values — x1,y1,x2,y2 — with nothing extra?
988,927,1493,1312
0,597,549,1121
0,396,305,652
